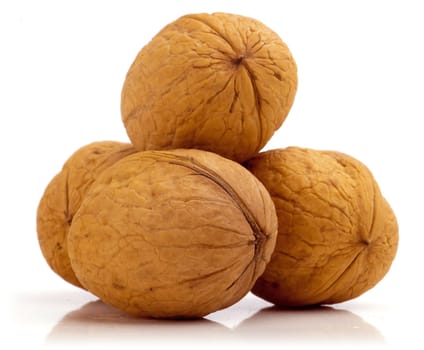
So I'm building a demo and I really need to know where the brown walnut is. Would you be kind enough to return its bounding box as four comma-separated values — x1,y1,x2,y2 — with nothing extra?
121,12,297,163
67,149,277,318
36,141,135,287
245,147,399,307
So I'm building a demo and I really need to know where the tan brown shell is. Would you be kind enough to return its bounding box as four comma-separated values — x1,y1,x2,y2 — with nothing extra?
121,12,297,163
36,141,135,287
67,149,277,318
245,147,398,307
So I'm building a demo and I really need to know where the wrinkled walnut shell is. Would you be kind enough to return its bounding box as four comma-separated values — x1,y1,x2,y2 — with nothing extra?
36,141,135,287
245,147,399,306
121,12,297,163
68,149,277,318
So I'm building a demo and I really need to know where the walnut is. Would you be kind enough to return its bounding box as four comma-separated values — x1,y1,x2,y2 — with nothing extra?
67,149,277,318
36,141,135,287
121,12,297,163
245,147,398,306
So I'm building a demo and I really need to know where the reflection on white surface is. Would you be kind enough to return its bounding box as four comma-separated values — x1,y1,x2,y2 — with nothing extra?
233,306,385,344
46,300,229,345
45,296,385,346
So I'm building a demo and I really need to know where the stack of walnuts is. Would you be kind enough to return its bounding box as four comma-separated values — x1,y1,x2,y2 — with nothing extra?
37,13,398,319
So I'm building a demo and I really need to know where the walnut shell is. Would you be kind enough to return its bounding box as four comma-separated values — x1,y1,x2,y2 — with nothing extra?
245,147,399,306
121,12,297,163
36,141,135,287
67,149,277,318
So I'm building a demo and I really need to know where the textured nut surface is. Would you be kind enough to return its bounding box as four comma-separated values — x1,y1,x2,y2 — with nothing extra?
245,147,399,306
37,141,135,287
68,149,278,318
121,12,297,163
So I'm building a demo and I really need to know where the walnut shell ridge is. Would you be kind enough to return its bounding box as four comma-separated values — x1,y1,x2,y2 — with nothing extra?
68,149,278,318
36,141,135,287
121,12,297,163
245,147,399,307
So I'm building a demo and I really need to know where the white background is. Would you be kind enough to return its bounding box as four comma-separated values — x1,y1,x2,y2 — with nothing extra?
1,0,423,348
